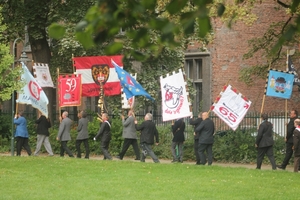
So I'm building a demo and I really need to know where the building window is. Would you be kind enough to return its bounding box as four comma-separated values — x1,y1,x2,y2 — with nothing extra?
185,59,194,80
196,59,202,80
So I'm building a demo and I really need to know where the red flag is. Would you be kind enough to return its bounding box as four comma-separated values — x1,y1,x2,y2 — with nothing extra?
58,74,82,107
73,55,123,96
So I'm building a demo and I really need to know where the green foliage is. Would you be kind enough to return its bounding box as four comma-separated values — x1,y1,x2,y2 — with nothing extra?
213,128,285,164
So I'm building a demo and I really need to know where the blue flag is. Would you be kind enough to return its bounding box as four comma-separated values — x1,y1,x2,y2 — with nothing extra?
112,59,155,101
266,70,294,99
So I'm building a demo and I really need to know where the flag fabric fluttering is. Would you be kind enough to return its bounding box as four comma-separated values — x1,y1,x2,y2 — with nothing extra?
16,62,49,117
112,59,154,101
288,55,300,86
73,55,123,97
33,63,54,88
265,70,294,99
211,85,251,131
159,69,192,122
58,74,82,107
121,73,136,109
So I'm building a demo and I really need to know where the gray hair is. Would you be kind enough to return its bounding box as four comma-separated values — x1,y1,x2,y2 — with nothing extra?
145,113,152,120
62,111,68,117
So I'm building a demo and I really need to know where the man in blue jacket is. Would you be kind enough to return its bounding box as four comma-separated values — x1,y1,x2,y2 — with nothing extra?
14,111,32,156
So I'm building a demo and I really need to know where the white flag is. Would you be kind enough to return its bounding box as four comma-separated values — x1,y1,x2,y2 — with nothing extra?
16,62,49,117
160,69,192,121
33,63,54,87
211,85,251,131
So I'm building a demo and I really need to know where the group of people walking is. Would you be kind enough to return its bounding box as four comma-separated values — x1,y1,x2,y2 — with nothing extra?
13,109,300,171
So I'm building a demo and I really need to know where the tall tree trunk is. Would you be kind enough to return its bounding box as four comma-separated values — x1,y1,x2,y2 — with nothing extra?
28,29,54,121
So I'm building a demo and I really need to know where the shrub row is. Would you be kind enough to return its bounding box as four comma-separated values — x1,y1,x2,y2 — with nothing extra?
0,116,285,164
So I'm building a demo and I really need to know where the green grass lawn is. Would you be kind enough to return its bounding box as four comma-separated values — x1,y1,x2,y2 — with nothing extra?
0,156,299,200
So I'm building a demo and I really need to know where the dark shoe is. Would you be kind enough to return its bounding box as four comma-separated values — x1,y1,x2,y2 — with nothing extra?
134,158,140,160
277,165,285,170
115,156,122,160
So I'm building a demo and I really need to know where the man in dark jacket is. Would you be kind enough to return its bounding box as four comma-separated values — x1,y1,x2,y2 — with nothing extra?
189,112,202,164
195,112,215,165
277,109,298,170
94,113,112,160
135,113,159,163
255,113,276,170
293,119,300,172
171,118,185,163
34,112,53,156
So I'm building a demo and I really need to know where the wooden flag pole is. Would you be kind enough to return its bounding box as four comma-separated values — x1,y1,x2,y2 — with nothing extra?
57,68,61,122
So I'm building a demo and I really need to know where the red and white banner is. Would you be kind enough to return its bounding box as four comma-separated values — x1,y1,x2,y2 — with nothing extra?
17,63,49,117
160,69,192,121
211,85,251,131
73,55,123,96
58,74,82,107
33,63,54,88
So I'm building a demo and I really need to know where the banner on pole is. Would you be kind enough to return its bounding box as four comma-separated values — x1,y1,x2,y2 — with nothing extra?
160,69,192,121
211,85,251,131
33,63,54,88
58,74,82,107
73,55,123,97
265,70,294,99
17,62,49,117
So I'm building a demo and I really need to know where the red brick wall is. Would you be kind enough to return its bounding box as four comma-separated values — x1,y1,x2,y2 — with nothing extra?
208,0,300,113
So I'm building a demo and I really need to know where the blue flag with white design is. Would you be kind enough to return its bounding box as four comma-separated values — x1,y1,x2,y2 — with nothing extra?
266,70,294,99
112,59,154,101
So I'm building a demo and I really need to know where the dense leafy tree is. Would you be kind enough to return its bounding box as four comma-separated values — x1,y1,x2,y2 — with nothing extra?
0,7,22,101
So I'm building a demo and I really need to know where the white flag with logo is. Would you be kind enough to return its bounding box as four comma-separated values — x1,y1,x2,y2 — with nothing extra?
16,62,49,117
211,85,251,131
160,69,192,121
33,63,54,87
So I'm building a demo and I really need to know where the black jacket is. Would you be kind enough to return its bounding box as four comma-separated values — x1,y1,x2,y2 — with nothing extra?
189,117,203,140
172,119,185,142
256,120,274,148
36,115,51,136
135,120,159,144
195,118,215,144
293,128,300,157
95,121,111,142
286,117,297,144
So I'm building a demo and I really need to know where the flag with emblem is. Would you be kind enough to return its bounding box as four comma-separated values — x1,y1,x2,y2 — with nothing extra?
112,59,154,101
73,55,122,96
16,62,49,117
211,84,251,131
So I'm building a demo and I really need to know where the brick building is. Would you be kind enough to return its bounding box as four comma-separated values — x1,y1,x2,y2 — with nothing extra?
186,0,300,114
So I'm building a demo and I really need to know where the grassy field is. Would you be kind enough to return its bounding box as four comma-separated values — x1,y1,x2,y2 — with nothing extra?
0,156,299,200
